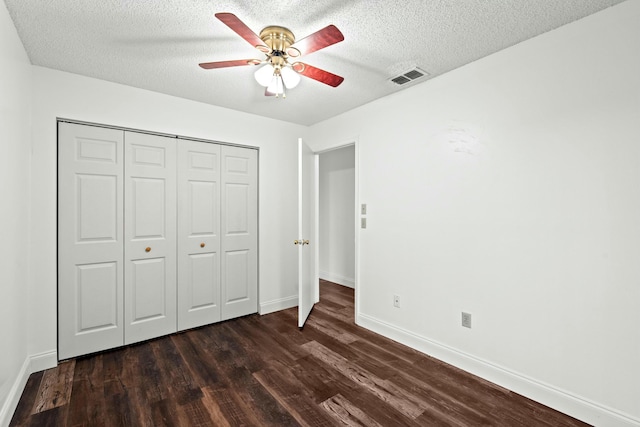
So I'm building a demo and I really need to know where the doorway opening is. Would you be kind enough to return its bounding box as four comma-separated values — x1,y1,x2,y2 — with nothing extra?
318,145,356,320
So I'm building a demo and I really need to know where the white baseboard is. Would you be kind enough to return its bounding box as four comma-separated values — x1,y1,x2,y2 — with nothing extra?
319,271,354,288
29,350,57,374
259,295,298,315
356,313,640,427
0,350,57,427
0,357,30,427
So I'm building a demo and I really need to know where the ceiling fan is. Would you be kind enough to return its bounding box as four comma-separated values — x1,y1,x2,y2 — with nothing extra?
199,13,345,98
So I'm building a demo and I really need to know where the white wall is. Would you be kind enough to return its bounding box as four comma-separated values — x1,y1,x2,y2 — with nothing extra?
27,67,306,361
319,146,355,287
0,2,32,425
308,1,640,425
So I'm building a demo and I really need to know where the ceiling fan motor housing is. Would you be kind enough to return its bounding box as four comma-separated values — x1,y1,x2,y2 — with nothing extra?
259,26,300,59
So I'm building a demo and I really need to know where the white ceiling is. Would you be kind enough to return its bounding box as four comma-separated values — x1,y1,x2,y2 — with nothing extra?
4,0,625,126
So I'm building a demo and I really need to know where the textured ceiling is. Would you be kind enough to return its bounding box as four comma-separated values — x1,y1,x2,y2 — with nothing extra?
3,0,626,125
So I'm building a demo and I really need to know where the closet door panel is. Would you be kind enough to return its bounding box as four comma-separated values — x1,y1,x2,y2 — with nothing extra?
58,123,124,360
130,258,167,321
225,250,250,302
189,253,217,303
221,146,258,321
177,141,221,330
124,132,177,344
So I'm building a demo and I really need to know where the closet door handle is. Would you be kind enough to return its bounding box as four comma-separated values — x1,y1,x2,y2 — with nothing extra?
145,247,151,252
200,243,205,248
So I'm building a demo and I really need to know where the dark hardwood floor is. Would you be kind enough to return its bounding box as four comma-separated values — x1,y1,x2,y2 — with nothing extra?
11,280,589,426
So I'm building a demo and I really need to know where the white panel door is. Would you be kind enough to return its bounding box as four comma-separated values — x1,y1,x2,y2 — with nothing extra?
220,145,258,320
58,123,124,359
298,138,318,328
177,141,221,330
124,132,177,344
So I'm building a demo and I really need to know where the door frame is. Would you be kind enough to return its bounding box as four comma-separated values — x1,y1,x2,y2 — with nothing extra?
314,137,360,324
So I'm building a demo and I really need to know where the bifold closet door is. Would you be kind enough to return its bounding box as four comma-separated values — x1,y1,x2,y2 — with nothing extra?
177,141,222,330
58,123,124,360
59,123,257,358
221,146,258,320
124,132,177,344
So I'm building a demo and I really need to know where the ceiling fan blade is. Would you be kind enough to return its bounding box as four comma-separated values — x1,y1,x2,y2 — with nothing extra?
215,13,268,52
293,62,344,87
199,59,257,69
287,25,344,57
265,87,276,96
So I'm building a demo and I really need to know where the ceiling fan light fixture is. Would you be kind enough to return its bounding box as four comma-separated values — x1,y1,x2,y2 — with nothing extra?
281,66,300,89
254,64,274,86
267,74,285,98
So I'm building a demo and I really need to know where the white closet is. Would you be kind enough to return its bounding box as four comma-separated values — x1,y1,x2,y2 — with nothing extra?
58,122,257,360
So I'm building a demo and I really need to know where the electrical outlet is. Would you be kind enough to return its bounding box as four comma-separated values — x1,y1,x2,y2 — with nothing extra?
361,218,367,229
461,312,472,328
361,204,367,215
393,295,400,308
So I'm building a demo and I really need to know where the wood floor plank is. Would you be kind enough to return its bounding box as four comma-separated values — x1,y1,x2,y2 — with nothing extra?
31,360,75,414
288,355,340,404
214,329,306,425
149,397,182,427
302,340,425,419
66,355,106,427
305,313,359,344
66,378,102,427
322,375,425,427
253,360,337,427
10,280,591,427
151,336,203,405
199,386,232,427
205,385,268,426
171,330,223,387
130,343,168,404
101,349,127,398
9,371,43,426
313,302,355,324
176,398,217,427
320,393,384,427
291,352,425,427
23,405,69,427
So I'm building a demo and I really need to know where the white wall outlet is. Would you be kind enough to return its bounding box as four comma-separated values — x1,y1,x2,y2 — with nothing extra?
393,294,400,308
361,204,367,215
461,312,472,328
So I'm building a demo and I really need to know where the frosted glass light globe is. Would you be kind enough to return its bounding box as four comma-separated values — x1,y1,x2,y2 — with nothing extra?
280,66,300,89
254,64,274,87
267,75,284,95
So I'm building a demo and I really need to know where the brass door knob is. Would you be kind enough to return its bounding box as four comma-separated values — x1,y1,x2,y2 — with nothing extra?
145,247,151,252
200,243,205,248
294,240,300,245
303,240,310,245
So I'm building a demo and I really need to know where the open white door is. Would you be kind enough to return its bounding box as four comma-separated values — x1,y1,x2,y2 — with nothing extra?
298,138,317,327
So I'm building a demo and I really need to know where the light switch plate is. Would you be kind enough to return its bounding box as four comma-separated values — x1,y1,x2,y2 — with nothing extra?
361,218,367,229
462,312,472,328
361,204,367,215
